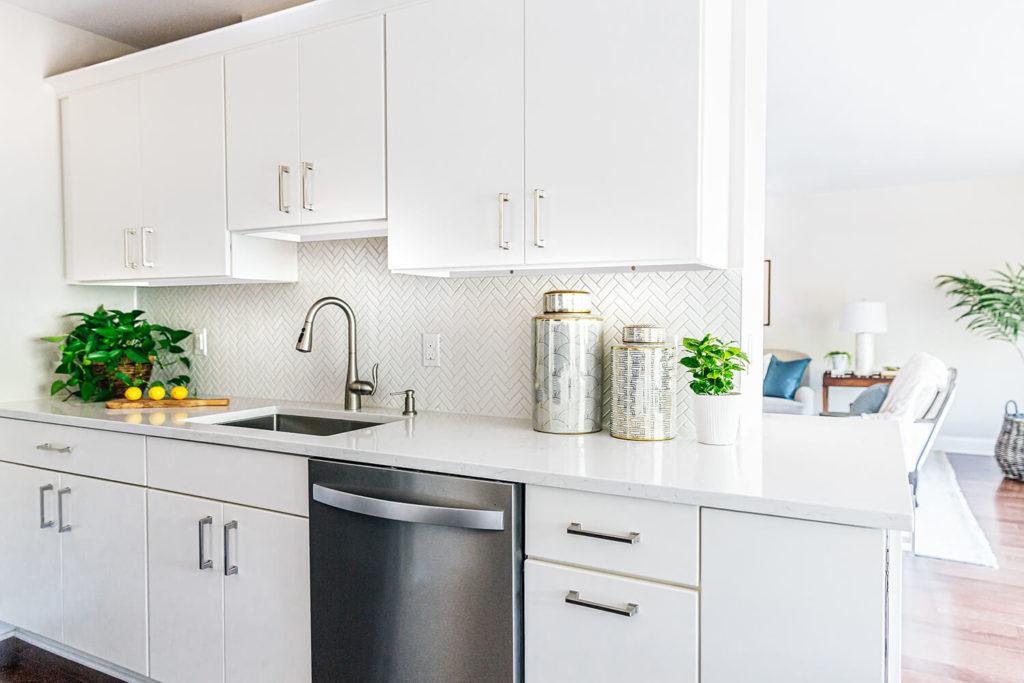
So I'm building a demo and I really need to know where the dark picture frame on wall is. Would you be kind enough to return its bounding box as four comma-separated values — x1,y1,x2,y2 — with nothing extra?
764,259,771,326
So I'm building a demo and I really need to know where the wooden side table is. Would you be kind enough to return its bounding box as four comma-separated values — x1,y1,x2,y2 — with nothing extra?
822,373,894,412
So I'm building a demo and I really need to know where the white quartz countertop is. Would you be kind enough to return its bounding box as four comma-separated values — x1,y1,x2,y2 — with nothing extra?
0,397,914,531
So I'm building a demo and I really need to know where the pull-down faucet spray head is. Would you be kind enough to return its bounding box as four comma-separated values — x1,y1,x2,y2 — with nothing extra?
295,323,313,352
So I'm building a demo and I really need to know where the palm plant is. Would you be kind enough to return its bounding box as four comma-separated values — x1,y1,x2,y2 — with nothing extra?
936,264,1024,362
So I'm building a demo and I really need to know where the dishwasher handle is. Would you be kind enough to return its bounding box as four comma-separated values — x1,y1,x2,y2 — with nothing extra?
312,483,505,531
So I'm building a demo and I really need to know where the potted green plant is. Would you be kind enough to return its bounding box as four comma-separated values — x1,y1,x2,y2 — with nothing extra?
936,265,1024,361
679,334,749,445
824,350,852,375
42,306,192,402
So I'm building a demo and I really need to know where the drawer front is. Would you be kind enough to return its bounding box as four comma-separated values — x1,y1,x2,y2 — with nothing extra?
525,559,697,683
0,418,144,484
526,485,698,585
147,438,307,516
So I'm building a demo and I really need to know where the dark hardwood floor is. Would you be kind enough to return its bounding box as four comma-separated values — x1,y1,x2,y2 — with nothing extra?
0,638,121,683
903,453,1024,682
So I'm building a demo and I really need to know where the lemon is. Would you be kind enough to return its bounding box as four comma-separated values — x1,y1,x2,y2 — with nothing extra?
170,386,188,400
148,386,166,401
124,386,142,401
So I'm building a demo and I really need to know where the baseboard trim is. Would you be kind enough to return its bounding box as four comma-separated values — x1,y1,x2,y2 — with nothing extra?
935,435,994,456
10,629,154,682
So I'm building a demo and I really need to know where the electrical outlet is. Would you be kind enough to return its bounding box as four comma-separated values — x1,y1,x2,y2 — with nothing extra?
194,328,208,357
422,333,440,367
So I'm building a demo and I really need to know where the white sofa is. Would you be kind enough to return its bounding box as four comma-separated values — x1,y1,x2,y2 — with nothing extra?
762,349,815,415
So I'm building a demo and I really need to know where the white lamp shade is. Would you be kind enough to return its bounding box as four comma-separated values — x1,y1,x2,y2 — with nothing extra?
840,301,888,333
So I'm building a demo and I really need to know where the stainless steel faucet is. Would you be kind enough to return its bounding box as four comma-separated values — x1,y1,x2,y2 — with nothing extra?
296,296,378,410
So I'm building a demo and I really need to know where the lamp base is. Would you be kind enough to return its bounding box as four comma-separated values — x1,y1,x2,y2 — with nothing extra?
854,332,875,376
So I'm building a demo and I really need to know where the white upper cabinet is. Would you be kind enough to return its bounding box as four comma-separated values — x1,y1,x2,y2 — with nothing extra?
386,0,731,273
140,57,230,279
226,16,387,234
299,17,387,225
386,0,526,271
225,39,301,232
62,79,142,282
524,0,723,266
62,56,296,284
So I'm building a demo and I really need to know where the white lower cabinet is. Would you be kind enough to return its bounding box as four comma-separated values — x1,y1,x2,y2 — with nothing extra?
0,463,62,641
0,462,147,671
148,490,311,683
524,559,698,682
59,474,148,673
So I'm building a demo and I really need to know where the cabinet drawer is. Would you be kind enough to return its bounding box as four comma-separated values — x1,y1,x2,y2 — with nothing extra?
526,485,698,585
524,559,697,682
147,438,307,516
0,418,144,484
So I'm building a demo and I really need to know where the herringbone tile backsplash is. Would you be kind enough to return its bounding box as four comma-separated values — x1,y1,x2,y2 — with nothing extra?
139,238,740,432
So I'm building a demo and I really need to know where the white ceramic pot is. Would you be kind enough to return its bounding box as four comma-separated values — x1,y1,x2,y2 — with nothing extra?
693,393,742,445
829,355,849,375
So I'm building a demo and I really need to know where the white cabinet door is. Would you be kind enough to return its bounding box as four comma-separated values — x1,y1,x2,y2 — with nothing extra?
0,463,61,640
299,17,387,225
140,56,230,279
524,0,708,266
524,559,698,682
148,491,225,683
62,79,142,281
226,38,300,231
386,0,525,271
59,474,148,674
223,505,310,683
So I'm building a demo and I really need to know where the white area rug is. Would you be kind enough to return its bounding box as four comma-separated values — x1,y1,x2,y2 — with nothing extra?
912,451,998,568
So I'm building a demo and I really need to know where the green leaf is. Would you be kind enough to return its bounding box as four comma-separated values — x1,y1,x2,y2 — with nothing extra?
40,336,66,343
125,349,150,364
49,380,66,395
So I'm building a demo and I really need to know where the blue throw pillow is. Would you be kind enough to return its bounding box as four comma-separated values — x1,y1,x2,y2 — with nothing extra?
850,383,890,415
763,356,811,400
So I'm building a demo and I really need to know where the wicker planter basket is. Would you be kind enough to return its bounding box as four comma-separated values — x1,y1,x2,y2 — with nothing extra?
89,358,153,398
995,400,1024,481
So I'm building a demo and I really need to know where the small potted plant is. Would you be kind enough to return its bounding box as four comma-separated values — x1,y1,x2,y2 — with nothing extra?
679,334,749,445
824,350,851,375
42,306,192,402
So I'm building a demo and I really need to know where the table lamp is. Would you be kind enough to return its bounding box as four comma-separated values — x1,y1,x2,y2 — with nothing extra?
840,301,887,376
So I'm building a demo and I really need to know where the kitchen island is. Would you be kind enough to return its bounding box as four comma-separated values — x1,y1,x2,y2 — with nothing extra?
0,397,912,682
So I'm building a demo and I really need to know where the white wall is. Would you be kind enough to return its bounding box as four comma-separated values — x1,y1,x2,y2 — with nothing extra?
765,175,1024,448
0,2,135,401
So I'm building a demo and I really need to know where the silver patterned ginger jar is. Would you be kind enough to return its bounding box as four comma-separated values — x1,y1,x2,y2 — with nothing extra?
611,324,676,441
532,291,603,434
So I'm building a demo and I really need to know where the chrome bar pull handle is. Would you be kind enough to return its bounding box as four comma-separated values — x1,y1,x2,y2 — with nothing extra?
497,192,510,250
57,487,71,533
36,443,72,454
278,164,291,214
39,484,54,529
198,516,213,570
565,590,638,617
123,228,138,269
567,522,640,545
533,188,546,247
224,520,239,576
301,161,314,211
141,227,155,268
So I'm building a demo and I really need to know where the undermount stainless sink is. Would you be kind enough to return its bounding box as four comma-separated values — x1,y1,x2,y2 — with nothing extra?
185,406,399,437
219,413,381,437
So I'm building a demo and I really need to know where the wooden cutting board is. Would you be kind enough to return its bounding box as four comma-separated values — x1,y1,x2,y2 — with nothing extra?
105,398,230,409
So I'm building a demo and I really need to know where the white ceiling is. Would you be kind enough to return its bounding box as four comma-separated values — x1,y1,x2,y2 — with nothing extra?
13,0,1024,196
768,0,1024,195
6,0,312,49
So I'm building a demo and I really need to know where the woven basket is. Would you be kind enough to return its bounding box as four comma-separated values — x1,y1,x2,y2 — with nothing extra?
995,400,1024,481
89,358,153,398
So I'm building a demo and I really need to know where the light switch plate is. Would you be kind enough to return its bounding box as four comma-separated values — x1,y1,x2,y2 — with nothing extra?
422,333,440,367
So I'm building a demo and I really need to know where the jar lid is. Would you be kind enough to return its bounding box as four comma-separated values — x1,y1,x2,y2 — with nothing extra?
623,325,666,343
543,290,591,314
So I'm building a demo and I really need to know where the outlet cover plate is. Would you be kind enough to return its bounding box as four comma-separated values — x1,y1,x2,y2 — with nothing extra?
422,333,440,367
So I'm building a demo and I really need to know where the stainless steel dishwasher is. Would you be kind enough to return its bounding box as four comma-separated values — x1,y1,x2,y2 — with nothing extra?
309,460,523,682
